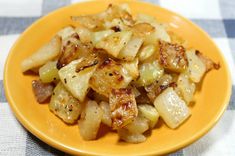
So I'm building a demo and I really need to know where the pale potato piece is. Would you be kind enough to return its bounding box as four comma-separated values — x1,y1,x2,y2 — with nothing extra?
39,61,59,83
100,101,112,127
58,58,97,102
138,104,159,128
118,128,146,143
186,50,206,83
49,82,82,124
154,87,191,129
57,26,76,40
177,73,196,104
75,26,92,43
109,88,138,129
135,60,164,86
79,100,103,140
121,58,139,80
21,35,61,72
125,116,149,134
118,37,143,61
136,14,171,43
104,18,128,31
138,44,156,62
91,29,114,45
95,31,132,57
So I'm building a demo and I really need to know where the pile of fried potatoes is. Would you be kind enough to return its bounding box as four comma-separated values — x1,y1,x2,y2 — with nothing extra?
21,4,219,143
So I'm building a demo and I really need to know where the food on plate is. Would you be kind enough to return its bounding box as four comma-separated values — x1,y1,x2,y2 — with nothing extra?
21,4,219,143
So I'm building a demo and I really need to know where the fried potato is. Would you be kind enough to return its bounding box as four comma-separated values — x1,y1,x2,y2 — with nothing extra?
118,37,143,61
21,35,61,72
95,31,132,57
49,82,82,124
124,116,149,134
57,26,76,40
177,73,196,104
89,58,132,97
138,104,159,128
100,101,112,127
159,40,188,72
118,128,146,143
79,100,103,140
58,58,98,102
39,61,59,83
109,88,138,129
154,87,191,129
75,26,92,43
135,60,164,86
186,50,206,83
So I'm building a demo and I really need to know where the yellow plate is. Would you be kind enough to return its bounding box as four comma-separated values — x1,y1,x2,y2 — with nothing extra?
4,0,232,155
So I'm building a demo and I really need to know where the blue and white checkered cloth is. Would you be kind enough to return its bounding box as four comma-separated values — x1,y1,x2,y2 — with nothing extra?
0,0,235,155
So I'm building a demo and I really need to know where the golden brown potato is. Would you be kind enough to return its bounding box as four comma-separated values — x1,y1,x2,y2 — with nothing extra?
57,34,94,69
131,23,155,38
109,88,138,129
89,58,131,97
159,40,188,72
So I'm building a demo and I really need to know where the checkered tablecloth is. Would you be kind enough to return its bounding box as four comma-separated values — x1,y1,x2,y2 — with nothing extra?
0,0,235,155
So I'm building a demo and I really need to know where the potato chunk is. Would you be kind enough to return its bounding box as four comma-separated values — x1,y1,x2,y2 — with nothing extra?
91,30,114,45
177,73,196,104
39,61,59,83
145,74,175,102
131,23,155,38
138,44,156,62
49,82,82,124
118,128,146,143
95,31,132,57
57,34,94,69
75,26,92,43
121,58,139,80
135,60,164,86
109,88,138,129
79,100,103,140
186,50,206,83
159,40,188,72
21,35,61,72
100,101,112,127
125,116,149,134
195,50,220,72
138,104,159,128
118,37,143,61
58,58,98,102
154,87,191,129
57,26,76,40
89,58,132,97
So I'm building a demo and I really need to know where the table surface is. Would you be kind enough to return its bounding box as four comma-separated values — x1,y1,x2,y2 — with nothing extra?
0,0,235,155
